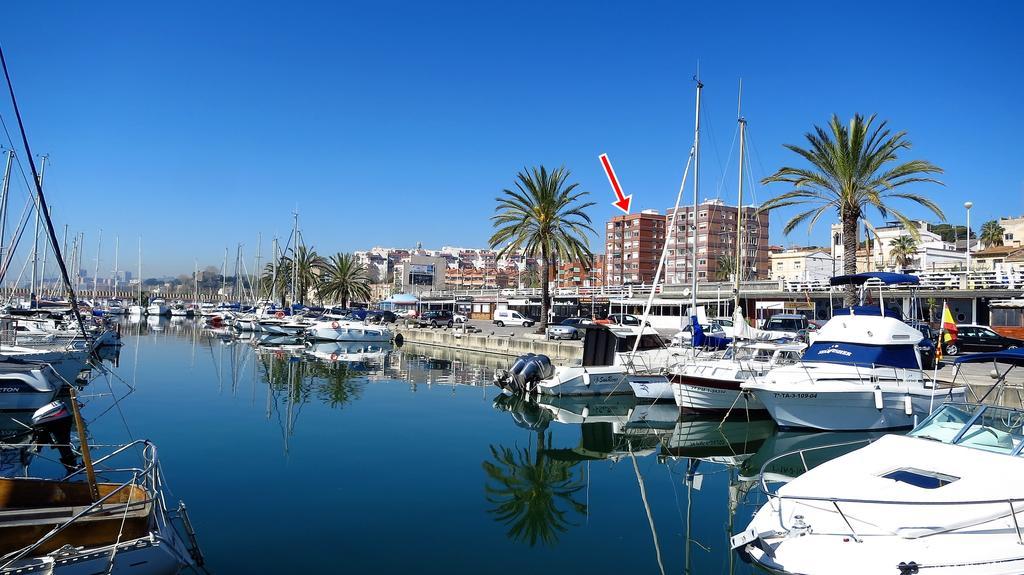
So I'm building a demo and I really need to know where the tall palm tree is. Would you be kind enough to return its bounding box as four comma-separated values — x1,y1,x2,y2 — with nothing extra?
715,253,737,281
319,252,372,307
889,235,918,270
759,114,944,305
981,220,1005,248
490,166,595,330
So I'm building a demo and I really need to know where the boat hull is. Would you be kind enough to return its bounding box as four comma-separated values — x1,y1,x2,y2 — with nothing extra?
748,385,967,431
537,366,668,396
672,374,766,412
1,535,187,575
306,324,392,342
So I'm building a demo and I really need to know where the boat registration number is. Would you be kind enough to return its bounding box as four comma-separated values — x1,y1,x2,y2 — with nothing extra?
773,392,818,399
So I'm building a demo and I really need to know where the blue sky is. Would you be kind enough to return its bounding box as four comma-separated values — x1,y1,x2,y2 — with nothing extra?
0,0,1021,276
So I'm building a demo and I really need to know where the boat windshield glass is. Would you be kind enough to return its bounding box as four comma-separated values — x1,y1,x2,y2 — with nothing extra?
911,404,1024,455
617,334,664,352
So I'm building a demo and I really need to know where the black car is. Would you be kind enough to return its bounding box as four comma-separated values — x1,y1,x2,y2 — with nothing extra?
415,310,454,328
908,321,936,369
945,324,1024,355
366,310,397,324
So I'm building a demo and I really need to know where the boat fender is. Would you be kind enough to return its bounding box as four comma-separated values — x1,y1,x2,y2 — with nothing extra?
330,353,338,361
276,311,285,319
393,333,404,347
897,562,919,575
332,321,340,329
903,395,913,416
581,406,590,418
873,387,884,410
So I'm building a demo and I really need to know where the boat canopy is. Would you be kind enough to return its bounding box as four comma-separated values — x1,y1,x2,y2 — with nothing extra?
953,348,1024,367
832,305,902,319
803,341,920,369
829,272,920,286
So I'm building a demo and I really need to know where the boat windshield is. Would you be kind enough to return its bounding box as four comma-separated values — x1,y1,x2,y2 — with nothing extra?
803,341,919,369
911,404,1024,455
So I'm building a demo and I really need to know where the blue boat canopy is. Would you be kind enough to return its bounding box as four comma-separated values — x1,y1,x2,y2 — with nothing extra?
804,341,920,369
832,306,903,319
829,272,920,286
953,348,1024,367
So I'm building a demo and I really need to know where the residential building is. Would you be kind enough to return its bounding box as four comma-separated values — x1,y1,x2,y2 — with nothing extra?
556,255,605,288
999,215,1024,247
971,245,1022,271
663,199,770,283
604,210,667,284
769,248,834,282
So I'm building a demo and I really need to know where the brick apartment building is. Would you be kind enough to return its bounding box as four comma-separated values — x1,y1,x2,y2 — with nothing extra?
604,210,668,284
557,254,605,288
663,199,770,284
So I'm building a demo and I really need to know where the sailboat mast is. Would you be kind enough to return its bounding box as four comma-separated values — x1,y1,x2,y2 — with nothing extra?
221,247,228,301
689,77,703,316
734,80,746,314
93,228,102,300
137,237,142,304
254,232,261,305
290,212,298,306
271,237,278,304
113,235,119,293
29,154,47,306
193,260,198,301
0,150,13,272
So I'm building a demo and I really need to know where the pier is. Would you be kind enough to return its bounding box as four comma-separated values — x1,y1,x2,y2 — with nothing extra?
394,325,581,363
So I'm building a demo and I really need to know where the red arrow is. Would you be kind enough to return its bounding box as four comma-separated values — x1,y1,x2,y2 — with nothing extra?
599,153,632,214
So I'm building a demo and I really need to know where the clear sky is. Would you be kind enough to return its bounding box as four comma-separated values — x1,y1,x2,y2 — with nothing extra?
0,0,1021,277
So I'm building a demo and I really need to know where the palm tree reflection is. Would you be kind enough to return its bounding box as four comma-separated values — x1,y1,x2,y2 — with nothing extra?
484,394,588,547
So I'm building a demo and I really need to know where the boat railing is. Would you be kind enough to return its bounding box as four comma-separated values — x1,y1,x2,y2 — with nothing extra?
757,438,1024,544
0,439,162,569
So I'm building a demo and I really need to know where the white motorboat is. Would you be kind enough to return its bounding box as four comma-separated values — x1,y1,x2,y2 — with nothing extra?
735,398,1024,575
258,316,307,336
0,360,64,412
146,298,170,316
494,325,671,396
306,318,393,342
743,310,965,430
304,341,390,363
0,344,90,385
128,304,145,316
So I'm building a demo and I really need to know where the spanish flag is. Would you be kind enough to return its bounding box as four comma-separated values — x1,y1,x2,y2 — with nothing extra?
941,302,958,343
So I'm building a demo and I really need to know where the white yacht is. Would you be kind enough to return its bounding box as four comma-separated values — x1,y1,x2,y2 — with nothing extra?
743,310,965,430
735,397,1024,574
306,317,393,342
146,298,170,316
0,360,64,412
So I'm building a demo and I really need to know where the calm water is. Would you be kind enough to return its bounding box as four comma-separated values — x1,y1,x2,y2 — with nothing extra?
66,317,869,574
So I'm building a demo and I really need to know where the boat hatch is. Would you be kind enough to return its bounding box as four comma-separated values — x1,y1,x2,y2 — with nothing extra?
881,468,959,489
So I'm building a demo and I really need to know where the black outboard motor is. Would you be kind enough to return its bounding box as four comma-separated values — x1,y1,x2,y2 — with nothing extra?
30,401,78,474
494,353,536,390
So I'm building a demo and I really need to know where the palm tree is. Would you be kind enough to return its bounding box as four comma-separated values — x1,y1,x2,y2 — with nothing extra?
319,252,371,307
889,235,918,270
759,114,944,305
715,253,737,281
274,246,325,305
981,220,1005,248
490,166,595,330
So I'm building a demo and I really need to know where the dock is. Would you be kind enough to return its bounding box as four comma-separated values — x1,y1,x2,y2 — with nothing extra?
395,326,581,363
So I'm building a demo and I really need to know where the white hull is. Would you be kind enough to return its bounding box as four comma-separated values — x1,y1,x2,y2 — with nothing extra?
748,384,967,430
630,379,674,401
127,305,145,316
306,322,392,342
672,379,765,412
146,305,170,316
536,365,669,396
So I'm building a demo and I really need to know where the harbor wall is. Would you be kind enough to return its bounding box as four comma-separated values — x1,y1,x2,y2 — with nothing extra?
395,327,579,363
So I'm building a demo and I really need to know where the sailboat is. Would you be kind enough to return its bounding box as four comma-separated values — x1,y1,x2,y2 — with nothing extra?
127,239,144,316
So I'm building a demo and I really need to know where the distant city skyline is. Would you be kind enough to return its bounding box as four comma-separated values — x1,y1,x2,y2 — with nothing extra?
0,1,1020,276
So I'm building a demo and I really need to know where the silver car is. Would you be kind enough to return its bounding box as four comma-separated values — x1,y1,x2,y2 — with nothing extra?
545,318,594,340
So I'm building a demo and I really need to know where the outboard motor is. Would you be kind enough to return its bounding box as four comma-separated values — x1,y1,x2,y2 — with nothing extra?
495,353,554,394
30,400,77,474
494,353,536,390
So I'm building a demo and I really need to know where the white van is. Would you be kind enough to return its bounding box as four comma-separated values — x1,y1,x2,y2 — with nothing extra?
492,309,534,327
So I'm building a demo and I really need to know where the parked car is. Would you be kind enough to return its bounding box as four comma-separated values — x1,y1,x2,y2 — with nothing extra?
761,313,809,334
607,313,649,327
492,309,534,327
366,310,397,324
416,310,454,328
945,324,1024,355
545,317,596,340
908,321,936,369
453,313,468,323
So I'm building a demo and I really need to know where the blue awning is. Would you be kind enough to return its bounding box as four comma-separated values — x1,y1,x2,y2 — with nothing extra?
829,272,920,286
804,341,920,369
954,348,1024,367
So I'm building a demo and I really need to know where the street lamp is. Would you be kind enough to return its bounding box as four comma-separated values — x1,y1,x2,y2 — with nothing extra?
964,201,974,273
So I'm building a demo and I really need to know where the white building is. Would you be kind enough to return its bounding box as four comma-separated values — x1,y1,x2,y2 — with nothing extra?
999,215,1024,247
769,248,834,282
830,220,966,272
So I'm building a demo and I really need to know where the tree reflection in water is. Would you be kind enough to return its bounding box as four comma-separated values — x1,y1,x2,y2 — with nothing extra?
484,394,588,547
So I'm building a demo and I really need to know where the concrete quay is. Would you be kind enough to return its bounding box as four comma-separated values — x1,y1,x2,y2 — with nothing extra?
394,325,581,364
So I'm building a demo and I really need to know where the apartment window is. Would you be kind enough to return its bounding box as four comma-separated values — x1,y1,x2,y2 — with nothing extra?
698,259,707,265
776,262,783,268
699,223,708,229
795,261,802,268
1007,233,1015,241
699,211,708,218
698,271,707,278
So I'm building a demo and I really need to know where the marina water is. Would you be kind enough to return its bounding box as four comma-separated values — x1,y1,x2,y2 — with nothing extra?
78,317,792,574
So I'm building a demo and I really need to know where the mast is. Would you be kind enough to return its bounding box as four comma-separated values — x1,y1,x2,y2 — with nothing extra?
254,232,262,305
221,247,228,301
93,228,102,300
271,237,278,305
734,79,746,315
0,149,13,275
290,212,298,306
29,154,47,306
193,259,198,302
689,76,703,318
137,237,142,305
113,235,119,292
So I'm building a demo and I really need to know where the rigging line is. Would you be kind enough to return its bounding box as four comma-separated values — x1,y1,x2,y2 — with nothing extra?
0,44,87,336
712,124,739,200
699,97,728,201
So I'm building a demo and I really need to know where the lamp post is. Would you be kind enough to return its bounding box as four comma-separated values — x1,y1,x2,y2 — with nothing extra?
965,201,974,273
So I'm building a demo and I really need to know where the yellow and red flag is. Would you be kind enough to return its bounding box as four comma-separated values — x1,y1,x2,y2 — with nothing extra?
941,302,958,343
